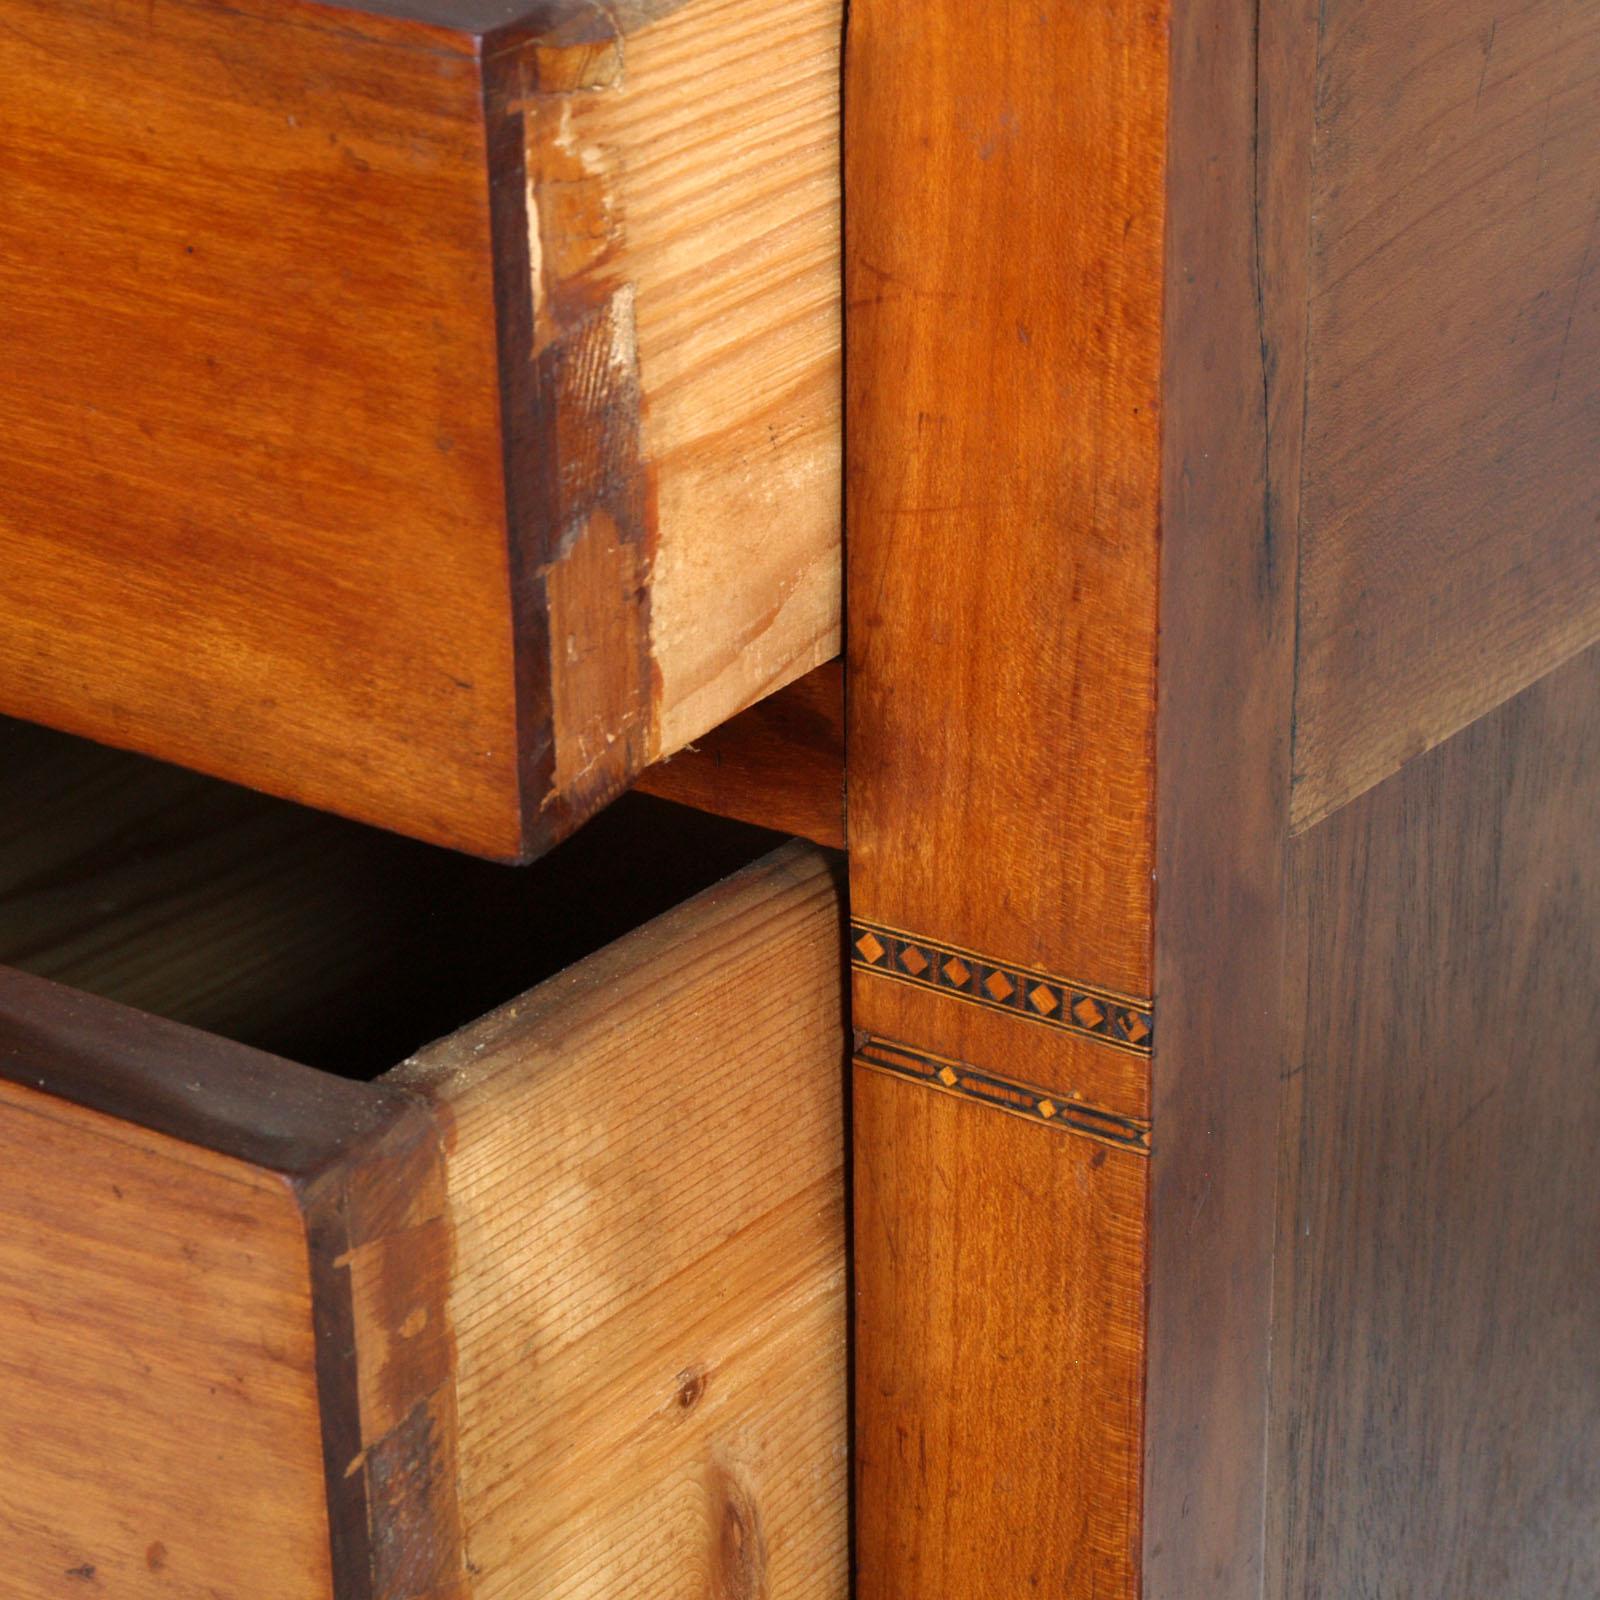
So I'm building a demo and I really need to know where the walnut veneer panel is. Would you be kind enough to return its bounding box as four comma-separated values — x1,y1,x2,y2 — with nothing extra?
1270,644,1600,1596
1290,0,1600,829
0,0,840,859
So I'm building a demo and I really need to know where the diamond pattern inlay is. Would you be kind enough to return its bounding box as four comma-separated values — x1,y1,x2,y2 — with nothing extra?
848,919,1154,1054
1072,996,1106,1031
984,971,1015,1003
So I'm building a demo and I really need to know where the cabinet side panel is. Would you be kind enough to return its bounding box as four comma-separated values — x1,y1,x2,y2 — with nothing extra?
0,1078,333,1599
0,0,522,856
1269,644,1600,1597
1291,0,1600,828
392,843,848,1600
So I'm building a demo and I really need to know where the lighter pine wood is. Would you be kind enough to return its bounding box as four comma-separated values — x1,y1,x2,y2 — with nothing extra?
391,843,848,1600
585,0,843,753
0,1081,331,1599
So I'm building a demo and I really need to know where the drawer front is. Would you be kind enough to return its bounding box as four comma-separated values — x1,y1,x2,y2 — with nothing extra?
0,0,841,860
0,843,847,1599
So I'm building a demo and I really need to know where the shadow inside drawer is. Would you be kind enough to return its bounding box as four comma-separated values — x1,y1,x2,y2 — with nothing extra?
0,717,784,1078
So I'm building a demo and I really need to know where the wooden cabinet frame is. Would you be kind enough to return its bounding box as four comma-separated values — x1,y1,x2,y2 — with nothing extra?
845,0,1600,1595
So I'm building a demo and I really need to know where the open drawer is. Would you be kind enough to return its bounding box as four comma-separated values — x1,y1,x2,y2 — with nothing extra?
0,720,848,1599
0,0,841,860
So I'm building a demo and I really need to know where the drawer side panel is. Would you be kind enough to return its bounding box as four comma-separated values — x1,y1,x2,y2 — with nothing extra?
392,842,849,1600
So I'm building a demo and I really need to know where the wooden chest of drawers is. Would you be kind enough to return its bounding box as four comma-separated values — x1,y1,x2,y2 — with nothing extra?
3,0,1599,1594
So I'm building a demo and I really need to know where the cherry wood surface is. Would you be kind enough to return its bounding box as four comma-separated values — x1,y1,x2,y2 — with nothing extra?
846,0,1165,1592
0,970,459,1600
0,0,840,860
635,660,846,848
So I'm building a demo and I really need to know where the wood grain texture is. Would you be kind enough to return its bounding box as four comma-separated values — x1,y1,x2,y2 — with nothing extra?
1139,0,1304,1591
0,0,840,859
1269,643,1600,1597
635,660,845,847
0,969,462,1599
0,815,843,1594
0,1075,333,1600
0,714,781,1077
392,843,848,1600
0,0,521,856
844,0,1167,1593
845,1,1600,1594
846,0,1163,1005
1290,0,1600,829
604,0,843,756
854,1072,1146,1599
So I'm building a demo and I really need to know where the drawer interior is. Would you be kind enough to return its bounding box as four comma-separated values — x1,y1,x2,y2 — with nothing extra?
0,715,783,1077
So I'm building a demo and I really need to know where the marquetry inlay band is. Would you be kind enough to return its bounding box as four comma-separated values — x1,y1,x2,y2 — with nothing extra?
854,1034,1151,1153
850,918,1155,1055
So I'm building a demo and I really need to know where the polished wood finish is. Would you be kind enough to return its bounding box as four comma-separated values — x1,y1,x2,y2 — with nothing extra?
1289,0,1600,829
846,0,1165,1592
0,1074,331,1599
846,0,1600,1593
0,970,458,1600
635,661,845,847
0,0,839,859
396,844,848,1600
854,1073,1145,1598
1141,0,1296,1589
847,0,1163,1008
1269,647,1600,1597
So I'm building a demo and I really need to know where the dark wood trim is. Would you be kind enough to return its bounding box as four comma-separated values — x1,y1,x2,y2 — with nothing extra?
479,43,559,860
480,23,659,859
1138,3,1298,1594
0,966,403,1180
302,1103,466,1600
